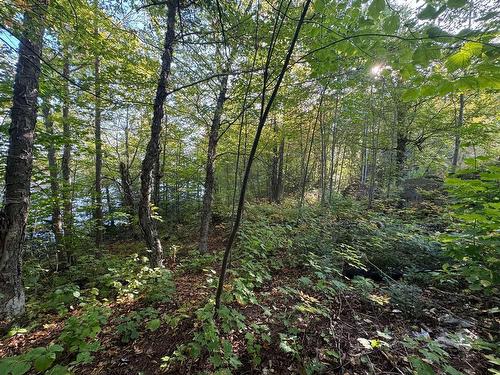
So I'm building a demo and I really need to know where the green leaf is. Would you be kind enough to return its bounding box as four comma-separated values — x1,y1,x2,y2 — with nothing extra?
420,85,436,97
146,319,161,331
402,88,420,102
444,365,465,375
447,0,467,9
383,13,400,34
485,354,500,366
446,51,470,72
418,4,437,20
34,353,56,372
446,41,482,72
437,79,455,95
368,0,385,19
6,360,31,375
410,356,435,375
426,26,450,39
412,44,440,66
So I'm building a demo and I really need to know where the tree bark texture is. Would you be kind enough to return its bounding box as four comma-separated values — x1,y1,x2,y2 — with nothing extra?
60,51,73,264
119,161,135,213
94,2,103,249
199,72,229,253
139,0,176,267
0,0,47,318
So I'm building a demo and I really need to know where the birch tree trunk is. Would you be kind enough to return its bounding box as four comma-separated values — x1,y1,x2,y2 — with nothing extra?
0,0,47,318
139,0,177,267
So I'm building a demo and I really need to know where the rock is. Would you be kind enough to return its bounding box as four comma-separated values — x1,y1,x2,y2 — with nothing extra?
436,329,477,350
439,314,474,328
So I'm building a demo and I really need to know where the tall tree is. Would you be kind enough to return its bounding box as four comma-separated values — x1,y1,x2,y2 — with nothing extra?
199,67,230,253
60,46,72,264
0,0,48,318
451,93,465,173
269,118,284,203
41,102,64,263
94,0,104,249
139,0,177,267
214,0,313,314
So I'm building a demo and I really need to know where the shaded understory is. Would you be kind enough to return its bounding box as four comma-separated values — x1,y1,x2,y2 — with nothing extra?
1,200,498,374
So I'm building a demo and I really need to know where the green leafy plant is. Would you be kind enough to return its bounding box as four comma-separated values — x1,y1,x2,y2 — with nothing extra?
351,276,376,297
403,335,464,375
162,303,243,371
245,323,271,367
0,345,67,375
44,284,82,315
58,305,110,365
442,160,500,293
279,330,303,360
116,307,160,343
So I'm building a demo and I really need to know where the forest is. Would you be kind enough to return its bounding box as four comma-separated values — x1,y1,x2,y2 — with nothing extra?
0,0,499,374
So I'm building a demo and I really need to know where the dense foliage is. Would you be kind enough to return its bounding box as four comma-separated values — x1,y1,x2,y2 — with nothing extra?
0,0,498,374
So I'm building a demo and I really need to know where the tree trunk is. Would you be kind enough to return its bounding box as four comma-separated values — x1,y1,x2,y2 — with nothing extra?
300,90,324,207
199,72,229,253
119,161,135,213
360,122,369,189
153,151,162,208
42,103,64,263
214,0,312,315
269,118,280,203
269,120,285,204
451,93,464,173
328,95,339,201
139,0,177,267
106,185,114,228
337,145,347,193
276,135,285,202
94,1,103,249
319,110,327,204
368,120,380,208
395,103,408,183
61,53,73,262
0,0,47,318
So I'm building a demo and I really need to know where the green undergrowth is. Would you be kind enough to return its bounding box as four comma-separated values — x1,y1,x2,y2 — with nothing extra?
2,196,498,374
2,252,175,374
160,201,496,374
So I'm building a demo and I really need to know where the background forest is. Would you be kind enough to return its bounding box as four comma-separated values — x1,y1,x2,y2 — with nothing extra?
0,0,499,374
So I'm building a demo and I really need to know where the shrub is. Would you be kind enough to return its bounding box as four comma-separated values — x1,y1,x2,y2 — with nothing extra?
442,160,500,294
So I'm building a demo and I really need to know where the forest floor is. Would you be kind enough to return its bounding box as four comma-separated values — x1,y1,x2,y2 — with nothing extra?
1,202,498,375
